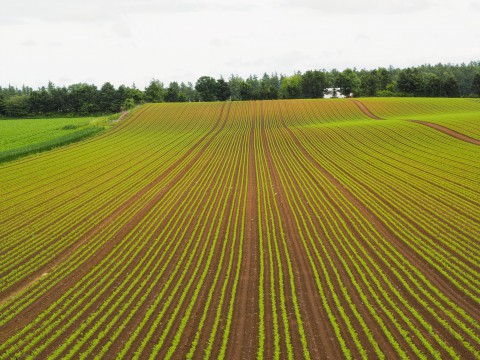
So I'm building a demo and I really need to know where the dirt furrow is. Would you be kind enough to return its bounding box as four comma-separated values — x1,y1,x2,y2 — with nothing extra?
410,120,480,145
349,99,383,119
226,105,260,360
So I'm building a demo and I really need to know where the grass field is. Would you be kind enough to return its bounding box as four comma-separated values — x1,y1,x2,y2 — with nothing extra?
0,114,121,163
0,99,479,359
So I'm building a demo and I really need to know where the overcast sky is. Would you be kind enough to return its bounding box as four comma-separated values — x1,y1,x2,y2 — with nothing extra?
1,0,479,89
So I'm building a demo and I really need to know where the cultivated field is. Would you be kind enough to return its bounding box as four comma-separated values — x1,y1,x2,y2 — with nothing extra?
0,99,479,359
0,116,113,164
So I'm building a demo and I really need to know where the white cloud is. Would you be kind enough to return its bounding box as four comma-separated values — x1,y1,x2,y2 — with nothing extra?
470,2,480,11
112,23,132,38
21,39,37,47
279,0,433,14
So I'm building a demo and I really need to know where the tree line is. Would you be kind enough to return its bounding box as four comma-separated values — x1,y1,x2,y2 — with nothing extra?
1,61,480,117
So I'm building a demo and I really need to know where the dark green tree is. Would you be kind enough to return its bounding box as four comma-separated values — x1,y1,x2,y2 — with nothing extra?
29,88,53,114
216,78,231,101
195,76,218,101
164,82,180,102
301,70,328,98
336,69,360,97
239,81,254,100
424,73,444,97
50,86,69,113
359,71,378,97
99,82,117,113
376,67,392,91
471,73,480,96
68,84,99,114
0,94,5,115
145,79,165,102
4,95,30,117
443,73,460,97
397,68,425,96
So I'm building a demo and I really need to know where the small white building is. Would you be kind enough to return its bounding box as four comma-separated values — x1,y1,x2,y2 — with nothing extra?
324,88,347,99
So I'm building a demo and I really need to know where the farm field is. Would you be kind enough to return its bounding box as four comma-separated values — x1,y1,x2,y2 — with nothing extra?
0,99,479,359
0,115,118,164
356,98,480,139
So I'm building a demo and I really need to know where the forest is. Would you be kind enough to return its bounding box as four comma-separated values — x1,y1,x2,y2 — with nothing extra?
1,61,479,117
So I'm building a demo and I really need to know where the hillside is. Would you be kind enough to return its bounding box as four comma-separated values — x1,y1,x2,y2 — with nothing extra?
0,99,479,359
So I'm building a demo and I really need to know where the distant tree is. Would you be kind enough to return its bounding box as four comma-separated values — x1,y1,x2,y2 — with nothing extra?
359,70,378,97
258,73,280,100
376,67,392,91
228,75,244,101
280,74,303,99
145,79,165,102
50,86,69,113
68,83,99,114
424,73,444,97
29,88,53,114
123,98,135,110
0,94,5,115
471,73,480,96
99,82,117,113
164,82,180,102
216,78,231,101
336,69,360,97
443,73,460,97
239,81,254,100
301,70,328,98
397,68,425,96
4,95,30,117
179,82,197,102
246,75,261,100
195,76,218,101
128,87,145,104
178,92,188,102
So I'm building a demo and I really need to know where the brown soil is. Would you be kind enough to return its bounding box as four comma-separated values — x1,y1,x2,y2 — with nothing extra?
350,99,383,119
226,104,260,360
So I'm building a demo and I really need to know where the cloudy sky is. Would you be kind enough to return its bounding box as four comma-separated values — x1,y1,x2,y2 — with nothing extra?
1,0,479,89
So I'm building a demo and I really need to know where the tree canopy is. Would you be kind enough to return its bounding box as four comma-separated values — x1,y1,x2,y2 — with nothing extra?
1,61,479,117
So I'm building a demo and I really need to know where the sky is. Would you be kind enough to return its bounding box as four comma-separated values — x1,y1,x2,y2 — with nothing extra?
1,0,479,89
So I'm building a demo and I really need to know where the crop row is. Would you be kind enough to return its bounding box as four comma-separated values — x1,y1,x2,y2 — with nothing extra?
1,99,478,358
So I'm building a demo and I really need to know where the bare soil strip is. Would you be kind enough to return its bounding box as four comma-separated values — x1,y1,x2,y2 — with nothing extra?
350,99,383,119
350,98,480,146
227,104,260,360
410,120,480,146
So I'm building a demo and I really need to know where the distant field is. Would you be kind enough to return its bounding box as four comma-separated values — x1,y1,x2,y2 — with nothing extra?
0,115,117,163
358,98,480,139
0,99,479,359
